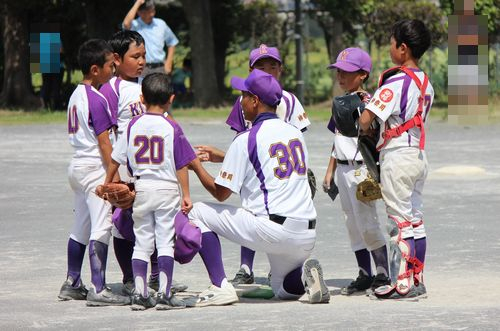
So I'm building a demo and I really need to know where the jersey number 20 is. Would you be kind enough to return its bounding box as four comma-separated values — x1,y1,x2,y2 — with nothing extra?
134,135,164,164
269,139,306,179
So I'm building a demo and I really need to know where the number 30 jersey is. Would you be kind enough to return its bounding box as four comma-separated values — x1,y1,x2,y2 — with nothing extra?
215,114,316,220
112,113,196,183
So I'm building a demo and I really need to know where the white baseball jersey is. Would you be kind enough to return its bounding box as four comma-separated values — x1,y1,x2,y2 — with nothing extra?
112,113,196,182
216,113,316,220
226,90,311,134
365,70,434,150
99,76,146,137
67,84,114,160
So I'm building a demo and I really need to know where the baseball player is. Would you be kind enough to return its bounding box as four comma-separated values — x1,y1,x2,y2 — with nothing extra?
188,69,330,307
59,39,130,306
323,48,390,296
102,73,196,310
359,19,434,300
196,44,311,285
100,30,187,296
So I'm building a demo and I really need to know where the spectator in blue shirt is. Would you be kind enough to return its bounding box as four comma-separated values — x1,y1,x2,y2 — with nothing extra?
123,0,179,76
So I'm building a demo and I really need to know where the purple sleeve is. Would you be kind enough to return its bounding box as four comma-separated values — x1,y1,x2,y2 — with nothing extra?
99,81,119,126
327,117,336,133
167,118,196,170
86,85,113,136
225,98,246,133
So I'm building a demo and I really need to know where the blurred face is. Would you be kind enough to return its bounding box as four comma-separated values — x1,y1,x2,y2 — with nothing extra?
336,69,367,93
95,53,115,85
251,58,282,80
138,7,155,24
240,91,258,122
114,42,146,80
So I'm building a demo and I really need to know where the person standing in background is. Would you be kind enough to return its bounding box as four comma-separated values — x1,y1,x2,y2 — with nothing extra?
123,0,179,77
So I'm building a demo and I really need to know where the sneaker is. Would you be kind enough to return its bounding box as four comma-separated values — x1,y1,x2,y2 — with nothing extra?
341,270,374,296
301,259,330,303
230,268,255,285
373,284,419,301
195,283,239,307
414,282,427,298
58,277,88,301
147,277,188,293
86,287,131,306
371,273,391,291
156,292,186,310
131,293,156,311
122,280,156,296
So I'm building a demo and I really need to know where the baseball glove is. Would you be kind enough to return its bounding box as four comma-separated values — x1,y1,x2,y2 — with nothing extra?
323,177,339,202
307,168,317,200
356,174,382,202
97,182,136,209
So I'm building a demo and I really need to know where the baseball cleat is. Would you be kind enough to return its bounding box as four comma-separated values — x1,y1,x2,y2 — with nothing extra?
86,287,131,306
131,293,156,311
195,283,239,307
370,273,391,291
58,277,88,301
414,282,427,298
148,277,188,294
340,270,374,296
372,284,419,301
230,268,255,286
156,293,187,310
122,280,156,296
302,259,330,304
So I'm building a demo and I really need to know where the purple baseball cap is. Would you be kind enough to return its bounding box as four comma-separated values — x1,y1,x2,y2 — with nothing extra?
249,44,282,67
230,69,282,107
327,47,372,73
173,212,202,264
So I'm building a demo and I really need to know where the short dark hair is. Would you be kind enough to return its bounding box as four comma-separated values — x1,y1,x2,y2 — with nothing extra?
77,39,113,75
391,19,431,59
138,0,155,11
109,30,145,59
142,73,174,105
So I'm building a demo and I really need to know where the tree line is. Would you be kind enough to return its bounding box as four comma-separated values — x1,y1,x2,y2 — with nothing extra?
0,0,499,109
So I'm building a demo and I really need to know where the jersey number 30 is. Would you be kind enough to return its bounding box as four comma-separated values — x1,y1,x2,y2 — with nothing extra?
269,139,306,179
135,136,164,164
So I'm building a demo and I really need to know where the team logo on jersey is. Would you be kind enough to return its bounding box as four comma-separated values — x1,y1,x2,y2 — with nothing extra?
339,50,349,60
379,88,394,103
259,45,268,54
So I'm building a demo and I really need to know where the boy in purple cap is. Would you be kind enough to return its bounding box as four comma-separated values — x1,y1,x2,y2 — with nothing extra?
196,44,311,286
323,47,390,296
101,73,196,310
187,69,329,306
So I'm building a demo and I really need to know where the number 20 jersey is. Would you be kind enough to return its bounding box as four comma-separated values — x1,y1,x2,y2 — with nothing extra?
215,116,316,220
112,113,195,183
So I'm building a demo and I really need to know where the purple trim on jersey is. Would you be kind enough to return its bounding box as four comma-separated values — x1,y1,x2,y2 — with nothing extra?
399,75,412,121
289,94,296,122
165,117,196,170
225,98,247,133
247,112,278,215
126,115,142,176
84,85,113,136
99,78,121,126
282,93,291,122
327,116,336,133
382,76,405,86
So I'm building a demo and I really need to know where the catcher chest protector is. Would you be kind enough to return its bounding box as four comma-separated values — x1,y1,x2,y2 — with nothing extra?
331,93,365,137
377,66,429,151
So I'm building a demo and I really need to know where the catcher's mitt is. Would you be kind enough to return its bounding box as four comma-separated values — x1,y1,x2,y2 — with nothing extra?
97,182,136,209
307,168,317,200
356,174,382,202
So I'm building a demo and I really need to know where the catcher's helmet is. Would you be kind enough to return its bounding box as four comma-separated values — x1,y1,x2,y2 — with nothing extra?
331,94,365,137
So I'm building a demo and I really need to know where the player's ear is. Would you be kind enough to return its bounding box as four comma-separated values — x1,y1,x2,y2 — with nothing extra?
113,53,121,66
90,64,99,76
140,94,145,105
168,94,175,104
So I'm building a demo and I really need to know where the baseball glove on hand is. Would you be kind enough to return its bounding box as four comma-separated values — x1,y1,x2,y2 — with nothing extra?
356,175,382,202
97,182,136,209
307,168,317,200
323,177,339,202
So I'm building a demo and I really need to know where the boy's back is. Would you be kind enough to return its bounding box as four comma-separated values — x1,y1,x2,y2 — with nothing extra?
112,113,194,184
